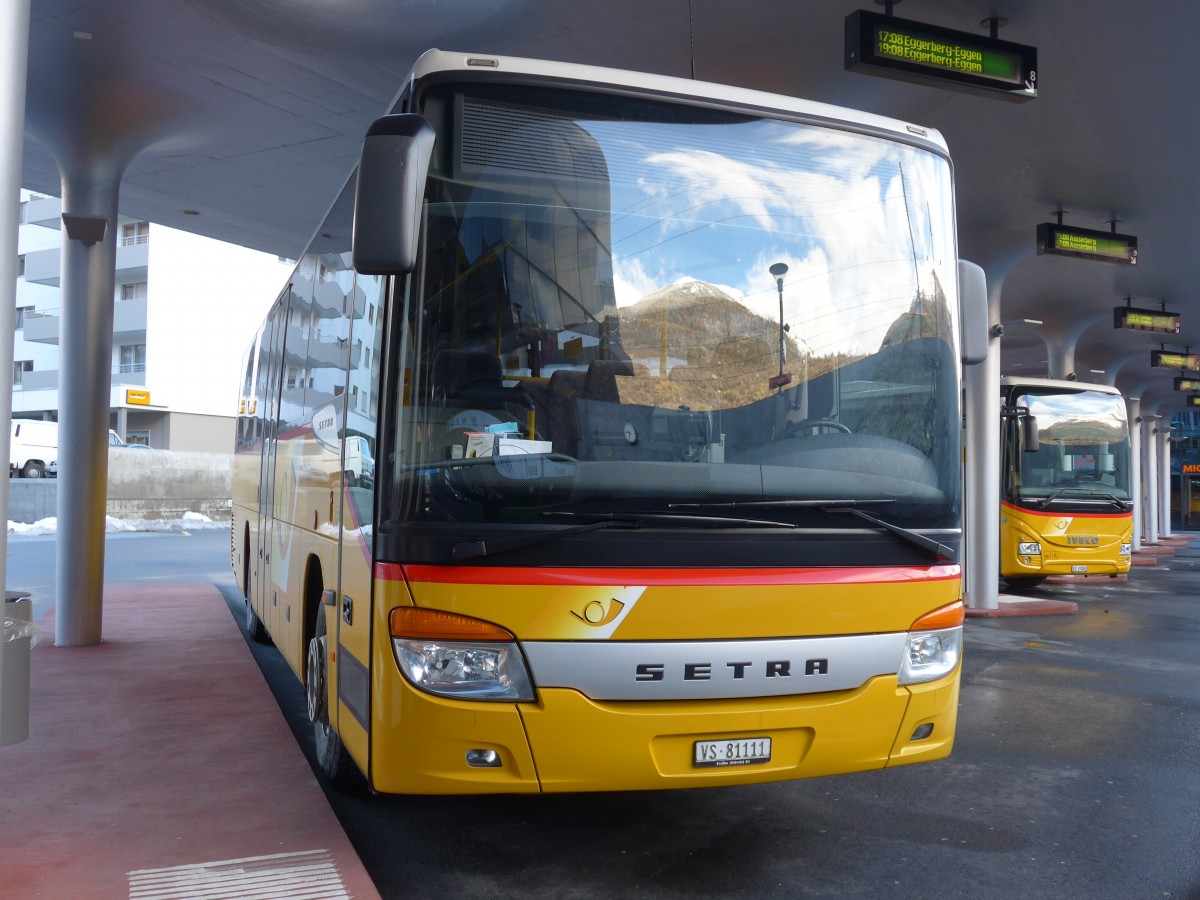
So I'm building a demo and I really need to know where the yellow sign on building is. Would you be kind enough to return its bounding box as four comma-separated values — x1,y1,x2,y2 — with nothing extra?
126,389,151,406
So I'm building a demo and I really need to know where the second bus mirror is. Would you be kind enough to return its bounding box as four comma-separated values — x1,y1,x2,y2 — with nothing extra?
352,114,437,275
1022,415,1040,453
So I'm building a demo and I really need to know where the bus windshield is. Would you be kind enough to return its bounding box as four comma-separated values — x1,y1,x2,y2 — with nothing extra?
386,83,961,534
1007,388,1132,505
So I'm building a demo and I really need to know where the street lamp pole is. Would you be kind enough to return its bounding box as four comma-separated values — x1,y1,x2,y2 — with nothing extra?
769,262,788,379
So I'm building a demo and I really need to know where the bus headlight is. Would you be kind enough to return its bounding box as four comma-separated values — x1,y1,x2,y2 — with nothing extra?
1119,543,1132,556
899,603,964,686
898,627,962,685
390,608,535,702
1017,542,1041,556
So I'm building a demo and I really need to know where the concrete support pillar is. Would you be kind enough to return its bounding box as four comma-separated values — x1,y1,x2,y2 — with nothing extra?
117,406,128,442
1044,339,1075,382
54,168,122,647
1159,422,1172,537
0,0,32,689
1142,415,1159,545
1042,312,1107,383
1128,398,1142,552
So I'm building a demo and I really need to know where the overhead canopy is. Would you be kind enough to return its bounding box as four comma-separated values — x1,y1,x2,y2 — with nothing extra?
20,0,1200,413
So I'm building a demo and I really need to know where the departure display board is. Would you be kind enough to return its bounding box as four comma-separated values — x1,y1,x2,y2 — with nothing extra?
1114,306,1180,333
1038,223,1138,265
1175,377,1200,392
845,11,1037,101
1189,396,1200,409
1151,350,1200,370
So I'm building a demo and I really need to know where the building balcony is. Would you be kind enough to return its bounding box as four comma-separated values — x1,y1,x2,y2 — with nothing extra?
17,230,148,287
21,311,59,344
21,247,60,286
112,368,148,389
17,296,146,347
23,196,62,229
13,368,149,393
115,237,149,279
16,369,59,391
114,296,148,342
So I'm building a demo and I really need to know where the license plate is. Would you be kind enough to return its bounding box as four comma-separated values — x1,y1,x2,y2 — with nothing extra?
1071,565,1087,573
694,737,772,768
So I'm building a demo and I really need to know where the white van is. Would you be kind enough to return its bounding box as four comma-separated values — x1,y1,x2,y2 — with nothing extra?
10,419,58,479
344,435,375,487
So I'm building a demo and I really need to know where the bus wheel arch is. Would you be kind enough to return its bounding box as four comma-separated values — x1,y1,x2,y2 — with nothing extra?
304,557,358,788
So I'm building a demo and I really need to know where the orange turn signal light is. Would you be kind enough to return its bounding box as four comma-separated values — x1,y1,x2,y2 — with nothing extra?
910,600,964,631
389,607,515,642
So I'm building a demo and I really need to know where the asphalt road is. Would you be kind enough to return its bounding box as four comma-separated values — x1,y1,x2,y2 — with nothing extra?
222,539,1200,900
5,525,233,625
11,527,1199,897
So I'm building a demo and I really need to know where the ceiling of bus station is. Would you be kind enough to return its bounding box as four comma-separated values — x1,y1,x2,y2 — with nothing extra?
20,0,1200,414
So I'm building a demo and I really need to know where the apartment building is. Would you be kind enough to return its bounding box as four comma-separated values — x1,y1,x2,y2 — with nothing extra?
13,190,290,451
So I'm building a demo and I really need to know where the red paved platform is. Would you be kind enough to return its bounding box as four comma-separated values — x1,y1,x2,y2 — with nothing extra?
0,584,380,900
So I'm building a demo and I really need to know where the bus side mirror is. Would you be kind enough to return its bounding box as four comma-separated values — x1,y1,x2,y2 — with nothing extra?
1022,415,1040,453
958,260,988,366
352,114,436,275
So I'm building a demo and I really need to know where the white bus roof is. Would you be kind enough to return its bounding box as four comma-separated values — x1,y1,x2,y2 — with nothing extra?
1001,376,1123,396
402,49,949,154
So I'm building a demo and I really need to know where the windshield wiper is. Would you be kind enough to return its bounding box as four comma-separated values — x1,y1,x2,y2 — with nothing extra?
671,499,955,563
1093,491,1133,511
453,516,638,561
452,510,796,561
1034,488,1070,508
831,506,956,563
1034,488,1130,511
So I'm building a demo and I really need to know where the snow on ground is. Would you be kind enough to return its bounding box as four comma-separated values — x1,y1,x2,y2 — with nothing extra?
8,511,228,536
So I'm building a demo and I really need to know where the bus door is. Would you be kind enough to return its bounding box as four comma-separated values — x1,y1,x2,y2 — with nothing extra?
256,291,290,633
330,271,388,772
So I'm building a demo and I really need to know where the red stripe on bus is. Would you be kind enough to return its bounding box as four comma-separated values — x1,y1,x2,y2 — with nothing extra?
375,562,960,587
1001,501,1132,520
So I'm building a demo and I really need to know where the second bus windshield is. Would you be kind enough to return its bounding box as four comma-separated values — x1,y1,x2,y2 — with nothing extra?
390,82,962,530
1008,388,1132,504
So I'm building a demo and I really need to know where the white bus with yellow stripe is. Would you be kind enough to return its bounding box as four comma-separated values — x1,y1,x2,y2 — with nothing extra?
232,50,985,794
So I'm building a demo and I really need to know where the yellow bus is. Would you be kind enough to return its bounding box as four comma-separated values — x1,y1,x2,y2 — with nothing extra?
1000,377,1133,589
232,50,986,794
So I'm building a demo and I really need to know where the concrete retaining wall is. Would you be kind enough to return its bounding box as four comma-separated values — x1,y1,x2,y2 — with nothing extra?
7,448,233,524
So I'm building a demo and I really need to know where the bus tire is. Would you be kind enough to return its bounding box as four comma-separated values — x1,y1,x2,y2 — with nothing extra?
243,535,269,643
1003,576,1047,590
307,607,358,789
20,461,44,479
244,591,268,643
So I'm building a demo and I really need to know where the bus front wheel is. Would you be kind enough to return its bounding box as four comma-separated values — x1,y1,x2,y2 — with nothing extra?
307,608,358,788
245,594,268,643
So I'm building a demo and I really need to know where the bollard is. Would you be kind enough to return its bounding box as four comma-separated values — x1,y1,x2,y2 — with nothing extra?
1,591,33,746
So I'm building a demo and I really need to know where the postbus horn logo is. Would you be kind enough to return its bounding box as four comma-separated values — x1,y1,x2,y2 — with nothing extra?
571,598,625,627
